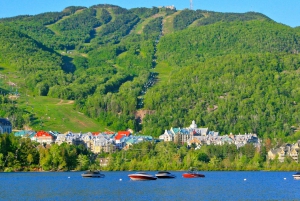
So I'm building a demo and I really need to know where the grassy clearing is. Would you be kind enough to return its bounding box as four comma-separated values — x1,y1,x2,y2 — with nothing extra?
189,12,211,28
162,11,182,35
95,8,103,20
46,24,61,35
0,66,24,93
133,20,147,34
151,61,174,84
133,17,153,34
93,8,116,35
117,51,127,59
189,18,201,28
94,8,105,33
46,9,85,35
133,13,166,34
106,8,116,21
0,62,13,71
16,96,104,133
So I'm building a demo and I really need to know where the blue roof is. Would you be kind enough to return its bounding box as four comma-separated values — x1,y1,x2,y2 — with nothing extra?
180,129,190,134
172,128,180,133
14,130,36,137
0,118,11,126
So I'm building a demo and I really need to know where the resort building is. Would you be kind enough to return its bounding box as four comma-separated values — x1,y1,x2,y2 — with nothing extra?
0,118,12,134
34,130,55,144
160,120,259,148
268,141,300,163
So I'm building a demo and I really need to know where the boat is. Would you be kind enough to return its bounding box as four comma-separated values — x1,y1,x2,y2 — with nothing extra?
292,172,300,180
128,172,157,181
182,168,205,178
155,171,176,179
81,170,105,178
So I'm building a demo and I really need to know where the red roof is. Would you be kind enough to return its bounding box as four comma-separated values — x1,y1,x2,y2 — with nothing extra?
117,131,131,136
35,130,53,137
115,131,131,141
115,135,125,140
92,132,100,136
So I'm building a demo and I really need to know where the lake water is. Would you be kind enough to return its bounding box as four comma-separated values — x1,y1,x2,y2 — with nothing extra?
0,171,299,200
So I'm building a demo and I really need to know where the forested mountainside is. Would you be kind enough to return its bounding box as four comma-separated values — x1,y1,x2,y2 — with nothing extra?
1,4,300,140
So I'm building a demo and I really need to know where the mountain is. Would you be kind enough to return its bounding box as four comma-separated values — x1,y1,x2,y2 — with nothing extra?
1,4,300,140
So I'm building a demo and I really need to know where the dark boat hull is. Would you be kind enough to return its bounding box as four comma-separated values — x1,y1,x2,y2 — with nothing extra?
155,171,176,179
81,171,105,178
82,174,105,178
292,172,300,180
156,175,176,179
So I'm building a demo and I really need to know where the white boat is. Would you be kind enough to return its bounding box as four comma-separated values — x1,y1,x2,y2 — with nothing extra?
155,171,176,179
128,172,157,181
292,172,300,180
81,170,105,178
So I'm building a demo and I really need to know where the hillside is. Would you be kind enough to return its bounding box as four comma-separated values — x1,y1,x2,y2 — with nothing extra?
18,96,103,132
1,4,300,140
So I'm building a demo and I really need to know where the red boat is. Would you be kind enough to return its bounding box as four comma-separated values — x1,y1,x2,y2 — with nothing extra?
128,172,157,181
182,169,205,178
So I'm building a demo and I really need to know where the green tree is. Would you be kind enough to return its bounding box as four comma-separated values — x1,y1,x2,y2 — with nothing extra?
77,154,89,170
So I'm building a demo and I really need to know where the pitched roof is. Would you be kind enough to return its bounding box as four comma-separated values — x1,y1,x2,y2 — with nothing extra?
0,118,11,126
92,132,100,136
35,130,53,137
115,134,126,140
117,131,131,136
172,128,180,134
14,130,36,137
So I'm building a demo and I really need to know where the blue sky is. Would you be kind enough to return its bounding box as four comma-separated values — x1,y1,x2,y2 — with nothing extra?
0,0,299,27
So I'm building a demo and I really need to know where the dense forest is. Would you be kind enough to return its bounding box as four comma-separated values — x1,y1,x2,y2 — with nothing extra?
1,4,300,143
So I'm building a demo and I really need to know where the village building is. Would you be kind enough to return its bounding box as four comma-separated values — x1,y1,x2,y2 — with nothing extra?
114,131,131,144
0,118,12,134
55,132,81,145
268,141,300,163
159,130,175,142
99,158,110,167
92,134,116,153
34,130,55,144
14,130,36,139
158,5,176,10
81,132,94,149
159,121,211,144
122,136,153,150
160,120,260,148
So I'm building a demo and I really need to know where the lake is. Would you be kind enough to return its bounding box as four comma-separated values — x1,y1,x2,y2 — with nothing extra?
0,171,299,200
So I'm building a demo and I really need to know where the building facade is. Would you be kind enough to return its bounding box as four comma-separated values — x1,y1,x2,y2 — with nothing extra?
0,118,12,134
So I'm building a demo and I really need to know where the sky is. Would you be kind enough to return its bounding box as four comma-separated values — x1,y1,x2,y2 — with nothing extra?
0,0,299,27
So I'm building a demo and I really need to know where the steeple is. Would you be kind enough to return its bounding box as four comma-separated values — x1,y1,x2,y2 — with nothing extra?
190,120,197,129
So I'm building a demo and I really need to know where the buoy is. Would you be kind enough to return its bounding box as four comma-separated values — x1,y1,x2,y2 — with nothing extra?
284,178,286,180
119,178,122,181
68,177,70,179
244,178,246,181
